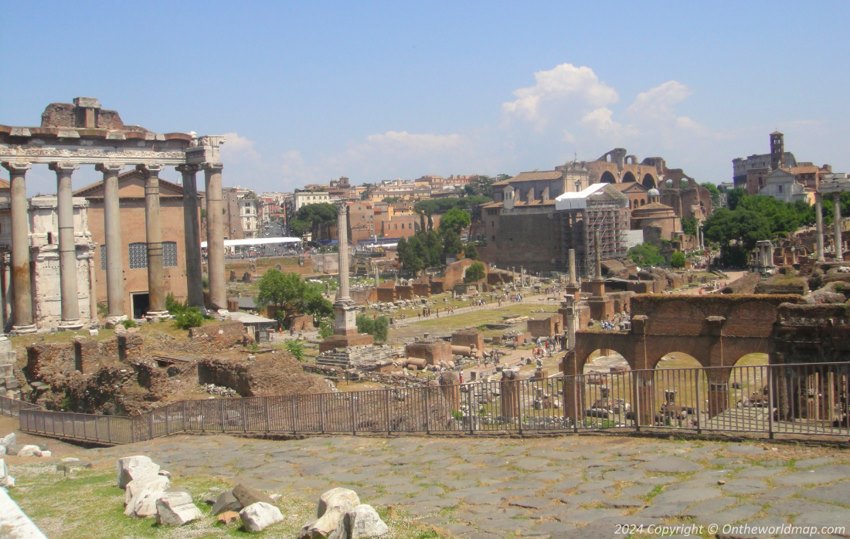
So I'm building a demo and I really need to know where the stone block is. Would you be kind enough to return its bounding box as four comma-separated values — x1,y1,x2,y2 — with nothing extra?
17,445,41,457
343,504,389,539
232,483,274,508
212,489,242,515
156,490,203,526
241,501,284,532
117,455,160,489
125,475,171,517
301,487,361,538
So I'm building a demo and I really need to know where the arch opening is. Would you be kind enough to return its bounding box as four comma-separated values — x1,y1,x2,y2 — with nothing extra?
622,171,636,183
642,174,656,189
580,350,633,428
600,171,616,184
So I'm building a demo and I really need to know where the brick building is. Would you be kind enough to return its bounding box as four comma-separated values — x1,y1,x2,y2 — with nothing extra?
75,170,194,318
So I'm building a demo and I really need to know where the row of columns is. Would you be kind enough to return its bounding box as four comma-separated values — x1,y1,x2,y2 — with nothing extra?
814,192,845,262
1,160,226,334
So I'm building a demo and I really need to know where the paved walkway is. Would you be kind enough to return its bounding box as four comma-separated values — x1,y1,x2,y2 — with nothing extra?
73,433,850,538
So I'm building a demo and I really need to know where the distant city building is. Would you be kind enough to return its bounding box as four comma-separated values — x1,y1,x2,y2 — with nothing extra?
732,132,832,196
293,188,330,211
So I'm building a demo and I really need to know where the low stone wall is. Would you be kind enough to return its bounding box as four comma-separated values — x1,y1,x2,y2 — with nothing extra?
189,321,247,347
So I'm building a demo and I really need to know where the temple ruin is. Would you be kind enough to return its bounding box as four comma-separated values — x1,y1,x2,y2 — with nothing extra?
0,98,227,333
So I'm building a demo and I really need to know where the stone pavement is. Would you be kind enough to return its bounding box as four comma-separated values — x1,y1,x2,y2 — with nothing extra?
77,433,850,538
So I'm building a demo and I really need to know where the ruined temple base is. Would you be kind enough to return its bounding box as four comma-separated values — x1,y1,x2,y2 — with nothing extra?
319,333,374,353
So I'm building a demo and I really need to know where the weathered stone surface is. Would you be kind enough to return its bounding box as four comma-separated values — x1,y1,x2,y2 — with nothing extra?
343,504,389,539
232,483,274,508
117,455,160,489
0,433,15,447
124,475,170,507
240,501,284,532
156,490,203,526
212,489,242,515
56,458,92,475
124,476,171,518
17,445,42,457
301,488,361,538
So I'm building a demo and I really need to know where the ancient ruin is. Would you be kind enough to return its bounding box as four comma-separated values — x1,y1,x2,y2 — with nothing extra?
0,98,227,333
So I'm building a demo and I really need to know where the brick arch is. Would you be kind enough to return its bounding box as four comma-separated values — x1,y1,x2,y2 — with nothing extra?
622,171,637,183
642,173,657,189
599,171,616,184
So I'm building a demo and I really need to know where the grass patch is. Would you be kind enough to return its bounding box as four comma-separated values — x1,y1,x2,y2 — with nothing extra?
9,464,438,538
643,484,665,503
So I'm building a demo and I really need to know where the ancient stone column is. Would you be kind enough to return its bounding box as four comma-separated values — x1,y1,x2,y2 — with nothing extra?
336,203,351,301
834,193,843,260
567,248,578,288
2,162,35,333
139,164,167,318
815,193,825,262
203,162,226,310
97,163,126,323
594,230,602,280
50,162,83,329
178,164,204,308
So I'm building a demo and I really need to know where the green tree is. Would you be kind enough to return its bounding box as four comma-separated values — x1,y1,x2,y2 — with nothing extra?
464,262,486,283
442,229,463,262
356,314,389,343
291,203,337,238
439,207,472,235
701,182,721,208
670,251,686,268
628,243,665,267
682,216,697,237
284,340,305,361
256,270,332,326
464,242,478,260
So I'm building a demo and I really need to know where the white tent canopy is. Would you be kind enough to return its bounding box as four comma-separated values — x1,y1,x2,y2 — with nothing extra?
200,237,302,249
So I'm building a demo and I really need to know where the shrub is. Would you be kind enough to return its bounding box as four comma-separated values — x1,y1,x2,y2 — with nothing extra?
174,307,204,329
121,319,137,329
318,317,333,339
285,340,305,361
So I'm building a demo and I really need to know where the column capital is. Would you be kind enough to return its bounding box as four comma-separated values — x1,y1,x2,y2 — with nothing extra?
201,162,223,173
49,161,79,174
136,163,163,176
176,163,200,174
1,161,31,174
95,162,124,174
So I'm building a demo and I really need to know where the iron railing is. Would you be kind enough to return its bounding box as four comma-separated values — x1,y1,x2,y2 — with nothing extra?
7,361,850,445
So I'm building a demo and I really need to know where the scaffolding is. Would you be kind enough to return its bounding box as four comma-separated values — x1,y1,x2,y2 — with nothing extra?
556,184,629,277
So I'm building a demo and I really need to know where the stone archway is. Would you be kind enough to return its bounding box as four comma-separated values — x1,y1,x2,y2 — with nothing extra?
642,173,657,189
622,171,637,183
599,171,616,184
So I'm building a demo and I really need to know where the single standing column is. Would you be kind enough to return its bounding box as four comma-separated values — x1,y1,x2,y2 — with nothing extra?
50,162,83,329
2,162,35,333
203,162,226,310
815,193,825,262
833,193,843,260
337,203,351,301
594,230,602,279
96,163,126,324
178,164,204,308
567,248,578,287
139,164,167,318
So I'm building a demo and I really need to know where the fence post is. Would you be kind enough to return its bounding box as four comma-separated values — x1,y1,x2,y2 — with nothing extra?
182,401,188,433
767,365,775,439
165,405,170,436
94,415,99,441
385,389,391,435
467,384,474,435
695,373,702,435
220,399,226,432
424,388,431,435
517,381,524,436
242,400,248,433
633,371,641,433
572,377,579,433
148,412,154,440
350,393,356,435
106,415,112,443
319,393,327,434
264,397,271,433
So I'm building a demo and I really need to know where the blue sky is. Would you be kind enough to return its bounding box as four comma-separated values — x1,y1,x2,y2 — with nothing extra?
2,1,848,195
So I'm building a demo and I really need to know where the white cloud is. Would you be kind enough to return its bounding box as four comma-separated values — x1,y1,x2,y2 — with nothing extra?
502,63,618,125
219,132,261,164
363,131,464,154
627,80,692,121
581,107,637,138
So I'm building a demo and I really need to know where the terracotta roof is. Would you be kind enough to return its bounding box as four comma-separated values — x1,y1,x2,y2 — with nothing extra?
493,170,562,185
632,202,675,215
610,182,647,193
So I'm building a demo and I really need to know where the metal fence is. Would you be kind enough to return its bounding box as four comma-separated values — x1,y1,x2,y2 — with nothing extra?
9,361,850,445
